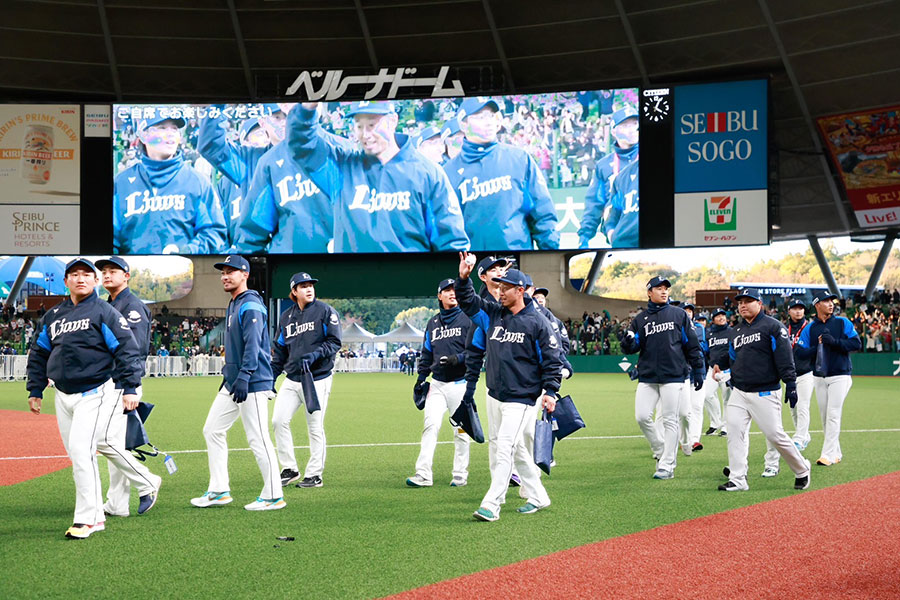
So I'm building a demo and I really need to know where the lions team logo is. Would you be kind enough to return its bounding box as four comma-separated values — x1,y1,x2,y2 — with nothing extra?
118,316,129,330
549,335,559,349
330,311,339,325
127,309,142,323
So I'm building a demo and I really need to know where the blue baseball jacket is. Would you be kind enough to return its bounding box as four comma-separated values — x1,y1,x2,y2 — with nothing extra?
443,140,560,251
286,105,469,253
795,315,860,377
787,318,814,376
578,143,639,245
622,301,703,384
108,286,151,379
604,159,640,248
535,301,573,375
707,323,733,371
728,313,796,392
223,289,274,393
271,299,342,382
27,292,142,397
455,276,562,404
113,152,228,254
693,320,708,371
418,306,473,383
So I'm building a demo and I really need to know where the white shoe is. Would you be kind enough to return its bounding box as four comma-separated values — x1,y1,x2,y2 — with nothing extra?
190,491,233,507
450,477,467,487
102,503,129,518
681,444,692,457
761,467,779,478
244,497,286,511
718,479,749,492
405,474,432,487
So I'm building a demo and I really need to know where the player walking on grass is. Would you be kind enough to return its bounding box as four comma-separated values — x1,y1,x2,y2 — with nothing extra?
681,303,708,454
703,308,731,437
191,255,283,511
26,258,147,539
618,276,704,480
795,293,860,467
455,252,563,522
717,289,811,492
271,272,342,489
96,256,163,518
407,278,474,488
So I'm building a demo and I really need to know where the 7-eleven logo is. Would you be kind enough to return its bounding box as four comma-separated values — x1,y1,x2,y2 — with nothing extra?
704,196,737,231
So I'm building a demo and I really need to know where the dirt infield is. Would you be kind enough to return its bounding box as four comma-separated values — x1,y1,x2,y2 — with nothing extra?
390,471,900,599
0,409,69,486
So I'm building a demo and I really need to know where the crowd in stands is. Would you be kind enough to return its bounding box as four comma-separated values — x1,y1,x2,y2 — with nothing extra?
0,303,35,355
150,314,224,357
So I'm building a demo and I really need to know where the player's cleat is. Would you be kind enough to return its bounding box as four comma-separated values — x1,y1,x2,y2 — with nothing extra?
102,504,128,518
652,469,674,480
190,491,233,507
280,468,301,487
705,427,718,436
297,475,323,488
509,474,522,487
761,467,779,478
692,442,704,452
137,475,162,515
794,475,810,490
244,497,286,511
406,475,432,488
65,521,105,539
816,457,833,466
718,430,728,437
450,477,467,487
516,502,547,514
723,466,730,477
473,507,499,522
718,480,749,492
680,444,692,457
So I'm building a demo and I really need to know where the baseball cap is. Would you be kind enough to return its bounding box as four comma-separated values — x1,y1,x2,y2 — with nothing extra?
734,288,762,302
533,287,550,297
696,312,709,321
813,293,839,304
437,278,455,293
414,126,442,148
345,101,395,117
94,256,130,273
262,103,283,115
213,255,250,272
683,303,696,311
458,97,500,121
441,118,461,139
492,268,527,288
788,298,807,310
712,308,727,317
668,299,682,306
65,257,96,275
290,272,318,288
238,118,261,143
138,114,186,132
477,256,508,278
646,275,671,290
521,273,534,288
612,106,639,127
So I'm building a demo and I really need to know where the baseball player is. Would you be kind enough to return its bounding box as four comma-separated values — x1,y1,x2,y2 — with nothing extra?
703,308,731,436
603,158,640,248
455,252,563,522
407,278,474,488
441,118,464,162
526,282,573,380
114,115,228,254
414,126,446,165
443,98,560,251
578,107,640,248
96,256,162,518
271,272,342,489
795,293,861,466
618,276,704,479
286,101,469,253
717,288,811,492
26,258,148,539
681,304,708,453
190,255,283,511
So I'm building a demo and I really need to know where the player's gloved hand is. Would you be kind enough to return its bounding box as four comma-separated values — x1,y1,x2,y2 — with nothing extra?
820,332,837,348
299,352,317,364
784,381,798,408
300,359,311,373
413,379,427,396
232,378,249,404
627,365,639,381
439,355,460,367
462,383,477,406
691,369,705,391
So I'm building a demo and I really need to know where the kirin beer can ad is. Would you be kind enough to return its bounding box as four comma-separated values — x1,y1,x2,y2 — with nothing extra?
21,125,54,184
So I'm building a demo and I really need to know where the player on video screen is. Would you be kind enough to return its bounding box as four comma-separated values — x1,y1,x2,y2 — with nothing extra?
604,158,640,248
443,98,559,251
113,115,227,255
285,101,469,253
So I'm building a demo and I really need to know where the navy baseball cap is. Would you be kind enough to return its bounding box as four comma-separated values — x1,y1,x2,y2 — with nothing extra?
788,298,807,309
414,126,442,148
646,275,671,290
94,256,130,273
712,308,727,317
492,268,527,288
696,313,709,321
138,114,186,132
533,287,550,297
521,272,534,288
441,118,461,138
612,106,639,127
213,255,250,272
238,118,261,143
65,257,96,275
734,288,762,302
669,299,682,306
813,293,838,304
437,278,455,293
345,101,395,117
683,303,696,311
477,256,508,278
290,272,318,288
458,97,500,120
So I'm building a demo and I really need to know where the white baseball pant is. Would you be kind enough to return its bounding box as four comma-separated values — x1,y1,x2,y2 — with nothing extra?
703,368,727,432
202,388,281,500
687,377,707,444
815,374,852,462
725,387,810,486
101,385,161,516
636,382,684,472
676,379,694,452
272,375,333,478
764,372,815,470
413,379,470,483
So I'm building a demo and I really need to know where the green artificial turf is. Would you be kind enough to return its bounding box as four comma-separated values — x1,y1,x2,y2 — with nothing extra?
1,373,898,599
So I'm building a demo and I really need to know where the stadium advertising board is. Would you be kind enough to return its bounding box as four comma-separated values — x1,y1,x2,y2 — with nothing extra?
817,105,900,228
672,80,768,247
112,88,640,255
0,105,81,253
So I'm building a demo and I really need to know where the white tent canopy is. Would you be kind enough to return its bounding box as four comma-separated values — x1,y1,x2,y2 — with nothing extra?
342,322,377,343
374,321,425,344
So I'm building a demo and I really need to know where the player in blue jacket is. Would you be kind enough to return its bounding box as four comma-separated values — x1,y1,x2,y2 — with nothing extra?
578,107,640,248
682,304,708,453
795,293,861,467
443,98,560,251
603,158,640,248
619,276,704,480
271,272,343,489
703,308,732,436
407,278,475,488
287,101,469,253
113,115,227,254
26,258,148,539
717,288,811,492
191,255,283,511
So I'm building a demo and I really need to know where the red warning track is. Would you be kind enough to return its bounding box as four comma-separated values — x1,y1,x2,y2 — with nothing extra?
390,471,900,599
0,409,69,486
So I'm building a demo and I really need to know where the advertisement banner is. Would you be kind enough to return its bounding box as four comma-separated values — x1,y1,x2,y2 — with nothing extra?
816,105,900,228
0,105,80,205
673,189,768,246
0,205,81,253
84,105,111,138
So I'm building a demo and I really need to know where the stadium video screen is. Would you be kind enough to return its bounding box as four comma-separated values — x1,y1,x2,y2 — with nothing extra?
112,89,639,255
